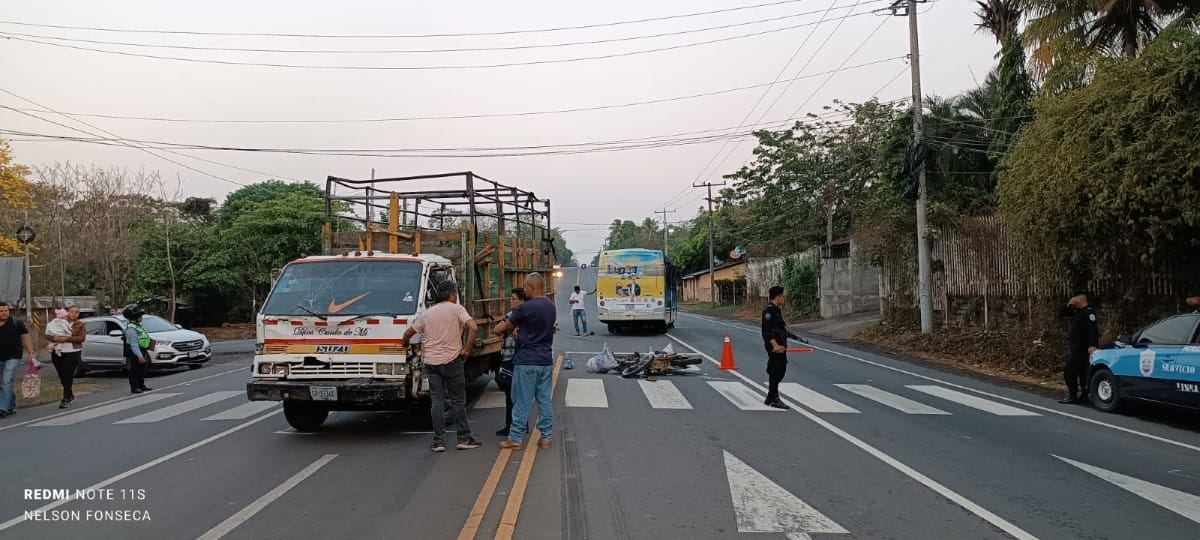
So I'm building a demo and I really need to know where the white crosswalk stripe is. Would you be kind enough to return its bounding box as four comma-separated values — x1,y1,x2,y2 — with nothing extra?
115,391,243,424
203,401,279,421
31,393,182,427
834,384,950,415
907,385,1041,416
708,381,783,411
637,380,693,409
566,379,608,408
778,383,860,413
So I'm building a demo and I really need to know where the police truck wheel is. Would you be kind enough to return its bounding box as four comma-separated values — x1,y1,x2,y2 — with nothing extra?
1089,369,1122,413
283,401,329,431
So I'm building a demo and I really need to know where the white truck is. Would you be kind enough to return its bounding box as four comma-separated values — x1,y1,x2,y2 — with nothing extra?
246,172,556,431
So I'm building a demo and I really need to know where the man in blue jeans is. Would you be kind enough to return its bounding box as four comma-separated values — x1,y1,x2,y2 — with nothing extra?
568,285,596,336
494,273,557,450
0,302,37,418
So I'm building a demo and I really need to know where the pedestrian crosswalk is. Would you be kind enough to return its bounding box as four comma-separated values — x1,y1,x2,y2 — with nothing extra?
29,392,276,428
548,377,1043,419
20,376,1044,429
834,384,951,415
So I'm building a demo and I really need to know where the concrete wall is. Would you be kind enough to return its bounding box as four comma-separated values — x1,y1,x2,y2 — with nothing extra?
820,241,881,318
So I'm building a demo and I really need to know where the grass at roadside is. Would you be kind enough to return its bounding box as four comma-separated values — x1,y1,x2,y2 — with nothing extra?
683,303,1068,394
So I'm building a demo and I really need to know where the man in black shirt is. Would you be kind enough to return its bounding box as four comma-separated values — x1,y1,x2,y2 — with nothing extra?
0,301,37,417
1059,290,1100,404
761,286,805,410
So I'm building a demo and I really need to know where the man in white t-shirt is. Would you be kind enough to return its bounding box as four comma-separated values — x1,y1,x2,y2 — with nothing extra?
569,285,596,336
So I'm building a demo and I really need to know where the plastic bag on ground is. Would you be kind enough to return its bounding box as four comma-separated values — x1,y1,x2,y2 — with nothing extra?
586,343,619,373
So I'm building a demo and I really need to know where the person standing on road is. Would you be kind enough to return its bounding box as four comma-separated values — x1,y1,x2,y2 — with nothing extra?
122,304,154,394
494,272,557,450
46,305,86,408
495,287,527,437
569,285,596,336
403,280,483,453
1059,290,1099,404
0,301,37,418
761,286,804,410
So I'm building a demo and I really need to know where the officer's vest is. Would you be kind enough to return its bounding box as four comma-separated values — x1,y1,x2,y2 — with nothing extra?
131,322,151,349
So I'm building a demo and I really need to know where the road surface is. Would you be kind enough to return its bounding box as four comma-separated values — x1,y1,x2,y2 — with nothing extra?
1,267,1198,539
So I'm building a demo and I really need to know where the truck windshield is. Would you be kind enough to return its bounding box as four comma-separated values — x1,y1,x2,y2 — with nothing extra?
262,260,423,316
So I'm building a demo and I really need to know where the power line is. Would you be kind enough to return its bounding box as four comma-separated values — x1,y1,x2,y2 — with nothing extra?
0,4,883,55
0,99,244,187
0,88,299,185
701,1,880,188
664,0,845,213
0,10,879,71
0,0,833,39
0,55,905,125
657,0,850,214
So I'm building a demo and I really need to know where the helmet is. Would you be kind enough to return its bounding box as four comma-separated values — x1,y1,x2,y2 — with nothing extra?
122,303,144,321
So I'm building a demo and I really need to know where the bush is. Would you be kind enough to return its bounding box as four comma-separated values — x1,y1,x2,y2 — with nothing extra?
782,255,819,315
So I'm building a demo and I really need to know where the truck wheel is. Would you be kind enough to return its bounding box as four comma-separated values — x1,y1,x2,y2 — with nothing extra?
1089,369,1122,413
283,401,329,432
607,323,621,335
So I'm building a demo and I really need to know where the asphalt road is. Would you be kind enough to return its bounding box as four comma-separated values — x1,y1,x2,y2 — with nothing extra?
1,267,1198,539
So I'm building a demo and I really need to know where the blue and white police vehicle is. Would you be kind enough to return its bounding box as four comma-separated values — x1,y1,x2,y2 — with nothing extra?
1088,312,1200,413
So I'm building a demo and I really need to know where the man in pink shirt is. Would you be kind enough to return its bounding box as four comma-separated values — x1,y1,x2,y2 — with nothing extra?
404,280,482,452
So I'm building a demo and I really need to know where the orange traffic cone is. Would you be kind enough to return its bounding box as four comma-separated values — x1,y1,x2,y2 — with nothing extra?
719,334,737,370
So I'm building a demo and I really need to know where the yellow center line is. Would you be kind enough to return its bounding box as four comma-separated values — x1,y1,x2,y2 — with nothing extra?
457,354,564,540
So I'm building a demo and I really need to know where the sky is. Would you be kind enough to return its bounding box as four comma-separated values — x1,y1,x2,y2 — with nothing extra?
0,0,1000,261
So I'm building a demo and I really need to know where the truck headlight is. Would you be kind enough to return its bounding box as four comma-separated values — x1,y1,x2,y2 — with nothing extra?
377,363,393,375
258,363,271,375
271,364,289,376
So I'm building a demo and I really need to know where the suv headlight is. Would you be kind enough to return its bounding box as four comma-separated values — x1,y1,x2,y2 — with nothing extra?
156,341,173,348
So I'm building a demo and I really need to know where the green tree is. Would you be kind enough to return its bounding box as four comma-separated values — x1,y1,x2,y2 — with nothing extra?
215,180,323,226
221,190,327,318
999,27,1200,312
1019,1,1200,72
976,1,1034,157
0,140,34,256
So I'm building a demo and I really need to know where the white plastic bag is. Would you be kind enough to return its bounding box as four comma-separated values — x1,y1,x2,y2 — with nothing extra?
586,343,619,373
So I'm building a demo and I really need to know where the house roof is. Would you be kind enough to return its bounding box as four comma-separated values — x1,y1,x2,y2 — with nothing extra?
682,260,746,280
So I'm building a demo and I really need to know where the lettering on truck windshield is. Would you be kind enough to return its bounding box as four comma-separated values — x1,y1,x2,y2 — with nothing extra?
262,260,424,317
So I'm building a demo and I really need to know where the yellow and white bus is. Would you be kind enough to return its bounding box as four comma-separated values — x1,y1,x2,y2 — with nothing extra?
596,249,678,334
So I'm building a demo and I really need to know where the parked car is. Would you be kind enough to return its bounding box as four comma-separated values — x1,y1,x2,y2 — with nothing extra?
79,315,212,375
1088,312,1200,413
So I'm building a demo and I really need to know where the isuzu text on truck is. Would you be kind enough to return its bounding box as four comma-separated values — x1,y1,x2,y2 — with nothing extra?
246,172,557,431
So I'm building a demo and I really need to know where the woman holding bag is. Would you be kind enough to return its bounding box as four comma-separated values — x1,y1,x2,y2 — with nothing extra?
46,305,86,408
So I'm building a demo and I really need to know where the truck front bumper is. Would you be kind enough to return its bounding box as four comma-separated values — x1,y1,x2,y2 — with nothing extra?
246,379,409,409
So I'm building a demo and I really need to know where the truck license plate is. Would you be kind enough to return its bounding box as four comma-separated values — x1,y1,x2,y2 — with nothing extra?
310,386,337,401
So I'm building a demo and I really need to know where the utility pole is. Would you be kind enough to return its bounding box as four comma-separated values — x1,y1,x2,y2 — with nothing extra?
694,181,725,305
891,0,933,333
654,209,676,257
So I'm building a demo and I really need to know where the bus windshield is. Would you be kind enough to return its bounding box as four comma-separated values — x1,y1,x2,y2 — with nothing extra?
262,260,424,316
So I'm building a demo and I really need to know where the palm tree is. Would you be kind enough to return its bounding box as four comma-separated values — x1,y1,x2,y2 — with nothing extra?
1020,0,1200,68
976,0,1024,49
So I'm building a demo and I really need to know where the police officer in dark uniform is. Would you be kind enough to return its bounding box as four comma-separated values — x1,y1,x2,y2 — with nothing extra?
761,285,805,410
1059,290,1099,404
